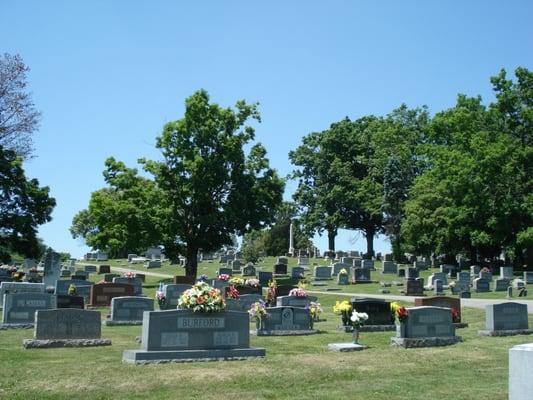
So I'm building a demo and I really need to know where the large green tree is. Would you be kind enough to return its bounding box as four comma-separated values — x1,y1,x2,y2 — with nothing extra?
141,90,284,277
70,157,163,258
0,146,55,262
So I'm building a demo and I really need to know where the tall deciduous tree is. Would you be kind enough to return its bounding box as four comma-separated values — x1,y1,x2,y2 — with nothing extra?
0,54,41,158
141,90,284,277
0,146,55,262
70,157,163,258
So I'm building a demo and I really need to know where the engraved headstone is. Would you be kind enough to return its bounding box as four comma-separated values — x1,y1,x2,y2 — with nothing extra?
2,292,56,326
112,277,143,296
0,282,45,307
106,296,154,325
291,266,305,279
273,264,288,275
479,302,532,336
258,306,314,334
382,261,398,274
89,283,134,306
160,284,192,310
353,268,371,282
313,266,332,280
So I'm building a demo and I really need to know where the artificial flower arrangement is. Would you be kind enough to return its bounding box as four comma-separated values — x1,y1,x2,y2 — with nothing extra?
350,309,369,344
297,280,308,289
123,271,136,279
451,307,460,323
155,290,166,307
228,276,244,286
333,300,353,326
245,278,260,287
68,284,77,296
338,268,348,275
288,287,307,297
266,279,277,305
177,281,225,313
308,301,323,321
396,306,408,323
218,274,230,281
227,285,240,299
248,300,267,326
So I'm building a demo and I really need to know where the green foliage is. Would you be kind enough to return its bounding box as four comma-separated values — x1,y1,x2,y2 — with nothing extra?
70,157,163,258
141,90,284,276
0,146,55,262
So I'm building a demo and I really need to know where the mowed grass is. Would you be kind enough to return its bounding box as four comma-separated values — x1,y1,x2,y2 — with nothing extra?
0,257,531,399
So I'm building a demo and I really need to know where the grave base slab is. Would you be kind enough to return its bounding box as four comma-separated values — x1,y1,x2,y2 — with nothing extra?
104,320,143,326
122,348,265,364
252,329,317,336
390,336,462,348
328,343,367,352
23,339,112,348
0,323,33,330
477,329,533,337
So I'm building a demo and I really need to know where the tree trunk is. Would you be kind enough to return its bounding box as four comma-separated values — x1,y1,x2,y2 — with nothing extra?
327,228,337,252
365,227,375,258
185,244,199,278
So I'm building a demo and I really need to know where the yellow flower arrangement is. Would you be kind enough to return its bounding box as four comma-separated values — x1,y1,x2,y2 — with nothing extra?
333,300,353,314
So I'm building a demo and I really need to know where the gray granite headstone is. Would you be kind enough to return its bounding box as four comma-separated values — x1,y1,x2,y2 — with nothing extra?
500,266,514,279
2,292,56,325
241,264,256,276
276,295,317,308
470,265,480,276
353,268,371,282
260,306,312,332
161,284,192,310
484,302,529,332
0,282,45,307
406,268,419,279
218,267,233,276
258,271,273,285
523,272,533,284
313,266,332,280
55,280,94,302
34,309,102,339
225,294,263,312
382,261,398,274
291,267,305,279
473,277,490,293
494,278,511,292
108,296,154,324
84,265,97,273
397,306,455,338
113,277,143,296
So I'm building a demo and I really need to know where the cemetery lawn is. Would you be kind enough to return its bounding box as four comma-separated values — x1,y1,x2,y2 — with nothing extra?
1,288,532,399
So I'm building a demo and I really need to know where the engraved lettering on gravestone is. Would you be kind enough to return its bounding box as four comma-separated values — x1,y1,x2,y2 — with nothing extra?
161,332,188,347
177,317,225,329
213,331,239,346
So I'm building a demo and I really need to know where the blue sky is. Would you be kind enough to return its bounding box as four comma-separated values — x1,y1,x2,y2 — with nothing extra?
1,1,532,257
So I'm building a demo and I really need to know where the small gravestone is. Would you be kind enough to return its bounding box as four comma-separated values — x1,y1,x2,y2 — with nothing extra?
225,294,263,312
353,268,371,283
230,260,241,271
479,270,493,281
406,268,419,279
113,277,142,296
391,306,461,348
478,302,533,336
404,279,424,296
470,265,481,276
313,266,332,280
1,292,56,328
473,277,490,293
255,306,315,336
146,260,161,269
523,272,533,284
105,296,154,325
160,284,192,310
362,260,375,270
507,286,513,298
341,257,354,265
84,265,97,273
122,309,265,363
104,273,120,283
382,261,398,274
241,264,256,276
291,267,305,279
258,271,273,285
60,269,71,278
509,343,533,400
434,279,443,295
500,266,514,279
277,256,288,265
350,298,395,331
56,294,84,309
0,282,46,307
98,265,111,274
494,278,510,292
337,272,350,285
273,264,288,275
427,273,448,288
413,260,428,271
331,262,350,276
297,257,310,266
440,264,456,275
23,309,111,348
89,283,134,306
276,284,297,297
218,267,233,277
276,295,317,308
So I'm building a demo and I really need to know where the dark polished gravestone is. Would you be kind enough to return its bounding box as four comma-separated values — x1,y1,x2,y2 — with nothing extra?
414,296,467,327
56,294,85,309
84,265,97,273
403,279,425,296
258,271,273,286
1,292,56,328
22,309,112,348
104,273,120,283
105,296,154,326
98,265,111,274
122,309,265,364
0,282,46,307
254,306,316,336
225,284,262,296
391,306,462,348
89,283,134,307
273,263,288,276
478,302,533,337
352,268,372,283
349,298,395,331
173,275,196,285
275,284,297,297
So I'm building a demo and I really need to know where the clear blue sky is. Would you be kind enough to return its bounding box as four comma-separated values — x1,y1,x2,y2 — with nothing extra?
1,1,532,258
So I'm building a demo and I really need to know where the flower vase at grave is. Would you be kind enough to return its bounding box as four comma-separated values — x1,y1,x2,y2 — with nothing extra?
352,327,360,344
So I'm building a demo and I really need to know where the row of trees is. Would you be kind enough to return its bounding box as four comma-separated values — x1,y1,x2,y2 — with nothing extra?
290,68,531,265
